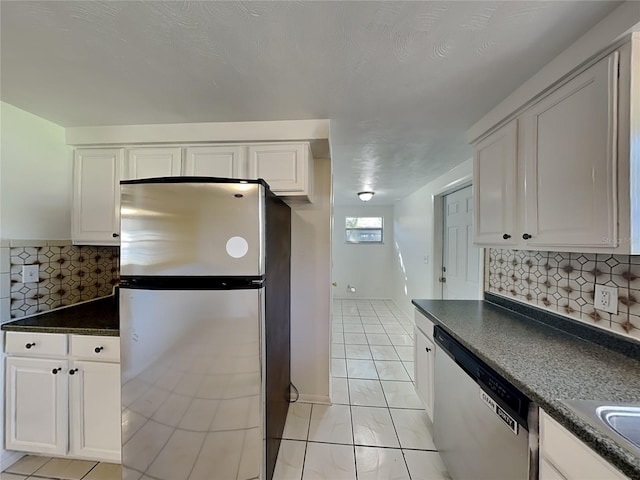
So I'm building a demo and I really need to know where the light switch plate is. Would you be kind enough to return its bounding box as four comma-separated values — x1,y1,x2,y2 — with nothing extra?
594,284,617,314
22,264,39,283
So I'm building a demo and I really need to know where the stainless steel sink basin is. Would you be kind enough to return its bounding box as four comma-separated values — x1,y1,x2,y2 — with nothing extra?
562,400,640,457
596,405,640,449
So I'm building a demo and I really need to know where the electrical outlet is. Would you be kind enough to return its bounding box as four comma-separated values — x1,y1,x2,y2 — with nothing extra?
22,264,39,283
594,284,618,314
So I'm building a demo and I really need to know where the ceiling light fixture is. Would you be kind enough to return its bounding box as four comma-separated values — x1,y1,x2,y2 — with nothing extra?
358,191,375,202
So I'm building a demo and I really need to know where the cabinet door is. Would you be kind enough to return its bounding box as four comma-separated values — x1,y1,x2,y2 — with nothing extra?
414,327,435,422
523,52,619,248
248,143,312,199
72,148,123,245
473,120,518,246
540,411,628,479
5,357,68,455
184,146,245,178
69,361,121,462
125,147,182,180
540,458,568,480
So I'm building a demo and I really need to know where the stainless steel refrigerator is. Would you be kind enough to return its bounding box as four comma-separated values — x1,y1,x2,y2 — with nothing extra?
119,177,291,480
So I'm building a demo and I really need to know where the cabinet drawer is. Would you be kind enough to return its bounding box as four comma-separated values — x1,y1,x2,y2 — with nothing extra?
414,310,435,341
70,335,120,362
5,332,67,356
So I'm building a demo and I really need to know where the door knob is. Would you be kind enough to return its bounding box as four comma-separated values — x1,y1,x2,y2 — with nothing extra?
69,368,79,375
112,233,120,238
25,342,35,349
503,234,511,240
438,277,447,283
522,233,532,240
331,282,337,287
425,347,432,353
52,368,62,375
94,346,104,353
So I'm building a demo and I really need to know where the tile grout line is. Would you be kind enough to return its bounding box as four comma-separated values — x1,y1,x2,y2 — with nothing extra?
299,399,314,479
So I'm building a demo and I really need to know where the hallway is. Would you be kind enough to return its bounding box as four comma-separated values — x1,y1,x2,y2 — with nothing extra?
273,299,450,479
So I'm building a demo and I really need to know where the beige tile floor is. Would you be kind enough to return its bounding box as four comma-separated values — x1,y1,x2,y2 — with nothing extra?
2,456,120,480
272,299,451,480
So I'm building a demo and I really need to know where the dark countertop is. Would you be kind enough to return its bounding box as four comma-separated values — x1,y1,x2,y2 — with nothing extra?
1,296,119,336
412,297,640,479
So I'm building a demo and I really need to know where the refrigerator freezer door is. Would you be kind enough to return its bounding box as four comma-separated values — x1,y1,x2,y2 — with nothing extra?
120,288,264,480
120,181,264,277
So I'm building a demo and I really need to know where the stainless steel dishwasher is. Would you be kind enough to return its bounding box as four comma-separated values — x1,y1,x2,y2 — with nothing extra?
433,326,537,480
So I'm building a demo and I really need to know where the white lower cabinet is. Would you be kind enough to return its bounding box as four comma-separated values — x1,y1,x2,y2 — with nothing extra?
539,409,628,479
414,327,435,421
4,332,121,463
5,356,68,456
69,360,121,462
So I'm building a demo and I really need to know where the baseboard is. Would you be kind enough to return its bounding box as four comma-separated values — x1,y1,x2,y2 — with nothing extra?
1,450,24,471
293,393,331,405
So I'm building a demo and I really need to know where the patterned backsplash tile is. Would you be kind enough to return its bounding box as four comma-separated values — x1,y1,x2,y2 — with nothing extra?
485,249,640,342
8,243,119,318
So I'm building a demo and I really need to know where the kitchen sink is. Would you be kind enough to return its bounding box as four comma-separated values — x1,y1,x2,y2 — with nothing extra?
597,405,640,449
562,400,640,456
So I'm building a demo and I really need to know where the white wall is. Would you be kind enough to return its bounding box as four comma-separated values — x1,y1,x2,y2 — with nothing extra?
0,102,71,467
332,205,394,299
290,158,332,403
392,159,473,318
0,102,72,240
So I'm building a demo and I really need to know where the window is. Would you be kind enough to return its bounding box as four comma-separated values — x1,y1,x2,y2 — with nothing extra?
345,217,383,243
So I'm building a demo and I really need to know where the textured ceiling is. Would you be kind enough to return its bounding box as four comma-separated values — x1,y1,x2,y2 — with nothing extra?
0,1,620,205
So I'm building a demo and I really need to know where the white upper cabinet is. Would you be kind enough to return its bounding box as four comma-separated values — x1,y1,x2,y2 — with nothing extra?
248,143,313,201
472,44,630,253
522,52,619,249
184,145,245,178
125,147,182,180
474,120,518,246
71,143,313,235
72,148,123,245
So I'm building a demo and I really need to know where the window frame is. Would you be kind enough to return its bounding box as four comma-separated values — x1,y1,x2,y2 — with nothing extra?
345,216,384,244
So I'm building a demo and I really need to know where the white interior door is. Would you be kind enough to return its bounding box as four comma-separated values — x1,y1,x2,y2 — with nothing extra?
442,186,482,299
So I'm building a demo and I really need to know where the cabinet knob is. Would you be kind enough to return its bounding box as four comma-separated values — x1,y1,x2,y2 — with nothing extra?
112,233,120,238
52,368,61,375
25,342,36,349
94,346,104,353
69,368,79,375
425,347,432,353
502,234,511,240
522,233,532,240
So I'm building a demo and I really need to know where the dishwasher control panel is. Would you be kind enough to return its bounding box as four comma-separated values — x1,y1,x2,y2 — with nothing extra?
434,325,531,429
478,367,522,415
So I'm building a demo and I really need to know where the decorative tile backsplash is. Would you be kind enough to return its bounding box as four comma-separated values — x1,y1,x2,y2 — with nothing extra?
7,243,119,319
485,249,640,342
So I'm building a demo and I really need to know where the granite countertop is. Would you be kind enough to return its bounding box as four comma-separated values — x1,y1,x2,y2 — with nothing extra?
412,297,640,478
1,296,119,336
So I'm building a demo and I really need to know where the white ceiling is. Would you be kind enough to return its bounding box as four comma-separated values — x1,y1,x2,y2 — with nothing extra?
0,1,620,205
